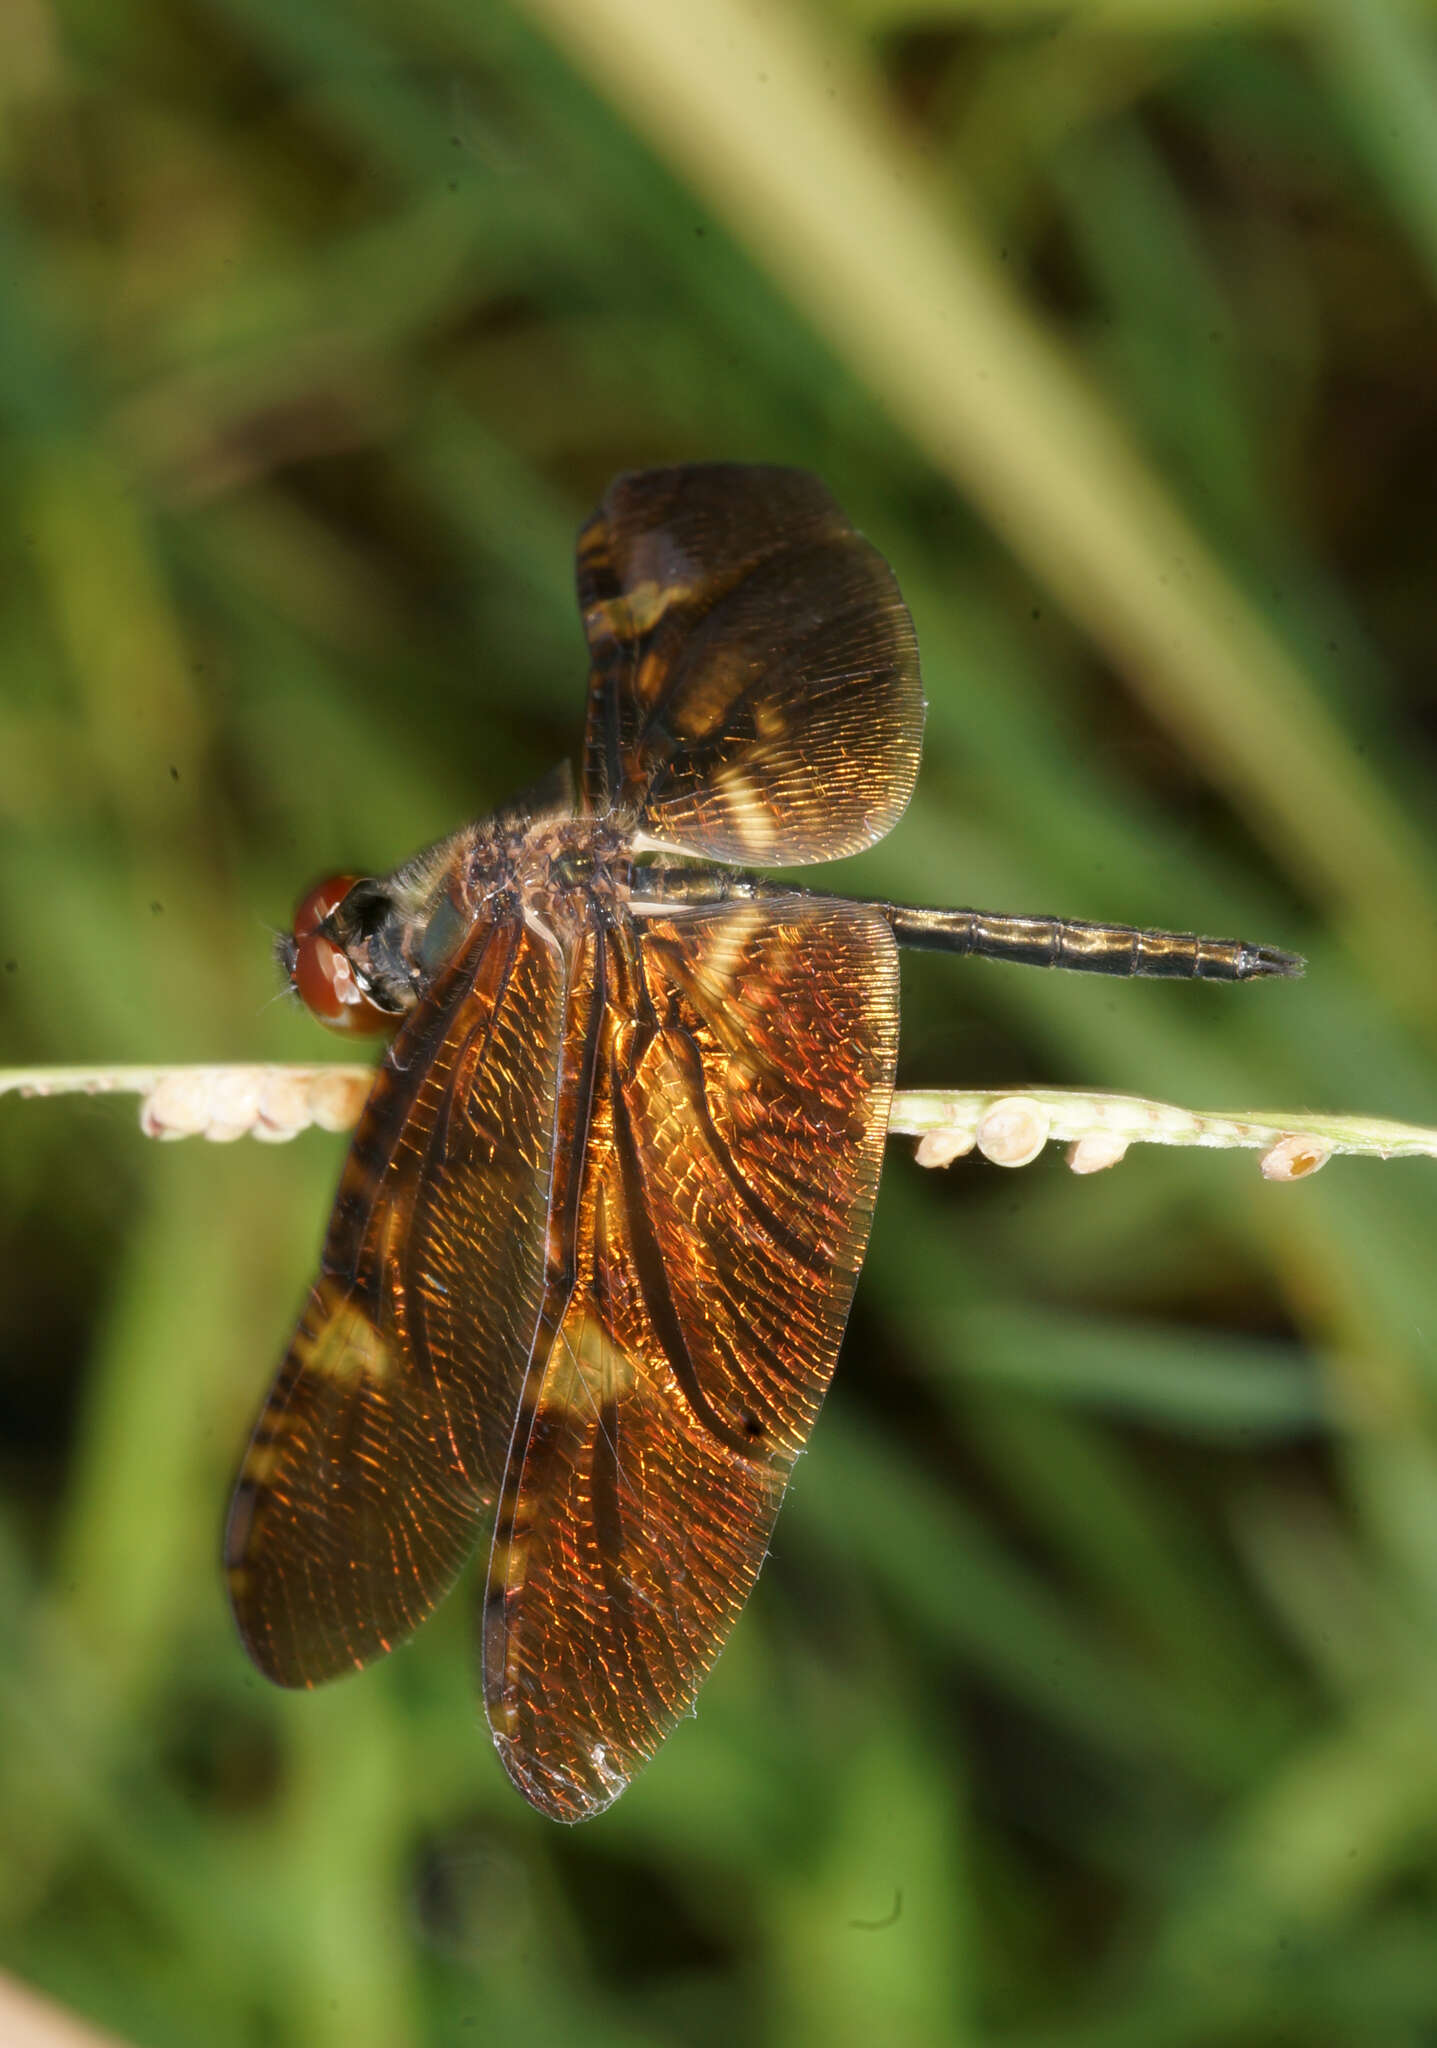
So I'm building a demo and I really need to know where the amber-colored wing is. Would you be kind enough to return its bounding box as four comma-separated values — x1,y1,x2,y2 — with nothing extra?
226,911,565,1687
482,896,899,1820
578,464,923,865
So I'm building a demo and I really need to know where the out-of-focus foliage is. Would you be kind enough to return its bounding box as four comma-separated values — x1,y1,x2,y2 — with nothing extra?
3,1,1437,2043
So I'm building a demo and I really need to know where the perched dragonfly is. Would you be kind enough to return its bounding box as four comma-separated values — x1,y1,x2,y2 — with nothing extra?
227,464,1301,1822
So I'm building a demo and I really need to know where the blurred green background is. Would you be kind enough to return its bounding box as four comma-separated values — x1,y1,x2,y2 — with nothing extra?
3,0,1437,2043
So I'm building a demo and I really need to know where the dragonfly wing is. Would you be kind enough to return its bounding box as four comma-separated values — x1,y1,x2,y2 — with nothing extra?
578,464,923,864
227,910,565,1687
482,896,898,1819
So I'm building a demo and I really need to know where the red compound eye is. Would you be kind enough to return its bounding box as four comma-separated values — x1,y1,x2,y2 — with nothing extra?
289,874,392,1035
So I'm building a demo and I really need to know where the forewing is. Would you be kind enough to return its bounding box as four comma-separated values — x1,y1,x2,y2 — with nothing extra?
227,911,565,1687
483,897,899,1820
578,464,923,864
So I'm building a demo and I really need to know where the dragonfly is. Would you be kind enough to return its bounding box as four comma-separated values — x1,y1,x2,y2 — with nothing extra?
227,463,1302,1822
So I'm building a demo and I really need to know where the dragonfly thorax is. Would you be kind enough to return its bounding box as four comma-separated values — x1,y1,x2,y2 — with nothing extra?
501,814,634,939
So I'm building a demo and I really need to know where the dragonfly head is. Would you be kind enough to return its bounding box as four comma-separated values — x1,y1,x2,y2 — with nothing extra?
282,874,402,1035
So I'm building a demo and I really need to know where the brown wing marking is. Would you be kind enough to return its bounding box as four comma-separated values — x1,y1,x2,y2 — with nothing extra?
577,464,923,865
227,909,565,1688
481,897,899,1821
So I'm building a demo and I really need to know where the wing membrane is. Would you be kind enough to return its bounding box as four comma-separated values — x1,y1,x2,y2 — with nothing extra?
482,897,899,1820
579,464,923,864
227,911,565,1686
